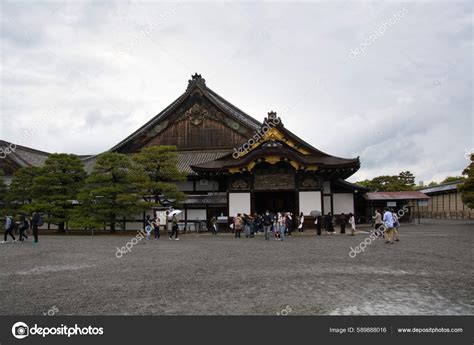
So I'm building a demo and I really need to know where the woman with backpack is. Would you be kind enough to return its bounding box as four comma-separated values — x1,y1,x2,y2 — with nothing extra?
234,214,243,238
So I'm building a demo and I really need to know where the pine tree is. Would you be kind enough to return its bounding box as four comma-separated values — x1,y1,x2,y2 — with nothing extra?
132,146,186,205
76,152,148,232
6,166,41,213
30,154,86,230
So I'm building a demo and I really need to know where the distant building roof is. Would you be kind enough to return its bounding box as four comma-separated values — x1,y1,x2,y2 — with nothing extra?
417,180,463,194
364,191,429,201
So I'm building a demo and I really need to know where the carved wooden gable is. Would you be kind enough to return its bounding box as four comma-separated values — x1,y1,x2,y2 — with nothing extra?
144,90,251,150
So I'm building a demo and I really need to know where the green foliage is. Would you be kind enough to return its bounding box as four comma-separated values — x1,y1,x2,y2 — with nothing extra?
29,154,86,228
356,171,416,192
6,166,42,213
75,152,148,231
132,146,186,205
441,176,465,184
458,154,474,209
427,181,438,187
0,169,6,206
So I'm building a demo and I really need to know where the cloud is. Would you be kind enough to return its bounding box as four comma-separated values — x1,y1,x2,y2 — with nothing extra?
0,1,472,184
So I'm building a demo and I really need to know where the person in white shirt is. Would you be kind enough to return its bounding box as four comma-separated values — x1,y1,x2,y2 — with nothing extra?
383,207,394,244
348,213,356,236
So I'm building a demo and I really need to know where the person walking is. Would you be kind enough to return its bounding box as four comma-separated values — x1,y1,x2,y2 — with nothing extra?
210,216,218,235
383,207,394,244
392,209,400,242
153,215,161,240
169,214,179,240
339,213,346,234
315,215,322,236
263,210,272,240
18,214,29,242
2,214,16,243
31,211,40,244
372,209,383,237
348,213,356,236
234,214,243,238
297,212,304,233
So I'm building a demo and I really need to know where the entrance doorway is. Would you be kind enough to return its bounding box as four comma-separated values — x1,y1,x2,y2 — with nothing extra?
254,191,296,215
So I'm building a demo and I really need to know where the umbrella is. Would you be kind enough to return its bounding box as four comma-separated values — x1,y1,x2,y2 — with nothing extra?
168,209,183,218
310,210,322,217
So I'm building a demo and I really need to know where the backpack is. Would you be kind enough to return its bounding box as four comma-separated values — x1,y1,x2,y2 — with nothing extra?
37,216,44,227
6,216,14,230
234,217,243,228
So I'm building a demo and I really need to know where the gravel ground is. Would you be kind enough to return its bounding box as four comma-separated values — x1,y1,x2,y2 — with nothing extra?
0,221,473,316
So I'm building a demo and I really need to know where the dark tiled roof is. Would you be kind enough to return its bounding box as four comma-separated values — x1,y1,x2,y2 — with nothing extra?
177,150,230,174
364,191,429,201
333,179,369,192
110,74,261,152
192,146,360,171
0,140,49,168
417,181,462,194
79,150,230,175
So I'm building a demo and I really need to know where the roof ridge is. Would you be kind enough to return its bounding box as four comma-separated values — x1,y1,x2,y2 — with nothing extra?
0,139,50,156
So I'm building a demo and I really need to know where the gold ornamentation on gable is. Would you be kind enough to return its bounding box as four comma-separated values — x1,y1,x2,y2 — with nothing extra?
236,127,311,158
178,102,220,126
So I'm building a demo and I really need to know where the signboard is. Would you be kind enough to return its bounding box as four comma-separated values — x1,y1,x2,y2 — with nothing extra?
418,200,428,207
387,201,397,207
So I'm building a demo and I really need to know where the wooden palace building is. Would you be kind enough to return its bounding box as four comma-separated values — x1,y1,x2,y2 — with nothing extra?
1,74,366,227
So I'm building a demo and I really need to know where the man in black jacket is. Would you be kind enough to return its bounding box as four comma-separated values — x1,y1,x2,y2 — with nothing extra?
262,210,272,241
31,212,40,244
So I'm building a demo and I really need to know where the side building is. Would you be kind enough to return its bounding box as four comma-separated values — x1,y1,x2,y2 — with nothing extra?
413,181,473,219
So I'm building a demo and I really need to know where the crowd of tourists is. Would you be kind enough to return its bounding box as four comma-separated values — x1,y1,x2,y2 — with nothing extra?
3,208,401,244
1,212,42,244
228,210,358,240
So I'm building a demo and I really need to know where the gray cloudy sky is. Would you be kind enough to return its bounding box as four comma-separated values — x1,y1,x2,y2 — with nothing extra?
1,0,472,184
